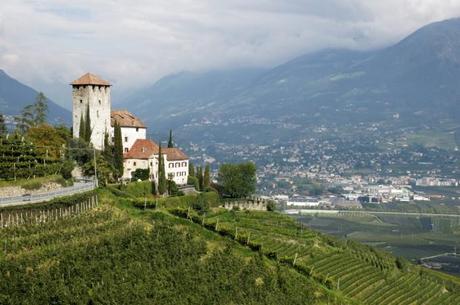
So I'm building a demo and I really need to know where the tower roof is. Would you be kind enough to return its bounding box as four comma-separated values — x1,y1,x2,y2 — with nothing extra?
71,73,110,86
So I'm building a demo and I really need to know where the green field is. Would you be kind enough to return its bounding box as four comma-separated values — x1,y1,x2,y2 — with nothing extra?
1,187,460,304
296,213,460,275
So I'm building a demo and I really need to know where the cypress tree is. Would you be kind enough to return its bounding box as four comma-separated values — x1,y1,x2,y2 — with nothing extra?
167,129,173,148
197,166,204,191
79,112,86,140
103,131,113,163
189,161,195,177
204,163,211,189
84,104,91,142
158,143,167,195
113,122,123,178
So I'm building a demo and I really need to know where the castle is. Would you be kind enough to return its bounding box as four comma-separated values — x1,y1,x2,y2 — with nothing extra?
71,73,189,185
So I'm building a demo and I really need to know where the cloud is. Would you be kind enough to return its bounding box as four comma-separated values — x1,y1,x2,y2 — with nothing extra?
1,0,460,107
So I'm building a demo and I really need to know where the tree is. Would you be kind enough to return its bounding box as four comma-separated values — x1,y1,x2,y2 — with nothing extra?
103,131,113,164
167,175,182,196
26,124,67,159
204,163,211,189
197,166,204,191
189,161,195,177
157,144,167,195
167,129,173,148
217,162,256,198
79,113,86,141
34,92,48,125
113,122,123,179
131,168,149,181
0,113,7,136
187,176,199,190
84,104,92,142
15,104,34,133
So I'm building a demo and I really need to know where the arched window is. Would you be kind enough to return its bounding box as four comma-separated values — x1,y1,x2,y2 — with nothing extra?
175,162,180,167
169,163,173,168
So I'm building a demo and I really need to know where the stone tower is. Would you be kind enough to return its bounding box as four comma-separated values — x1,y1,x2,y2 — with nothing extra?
71,73,111,150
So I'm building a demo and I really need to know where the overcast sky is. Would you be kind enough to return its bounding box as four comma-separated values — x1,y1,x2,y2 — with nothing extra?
1,0,460,108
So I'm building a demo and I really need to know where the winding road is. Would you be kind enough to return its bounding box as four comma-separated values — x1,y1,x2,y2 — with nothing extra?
0,180,96,207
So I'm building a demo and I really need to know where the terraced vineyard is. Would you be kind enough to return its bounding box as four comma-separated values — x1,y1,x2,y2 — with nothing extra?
0,196,354,305
174,209,460,305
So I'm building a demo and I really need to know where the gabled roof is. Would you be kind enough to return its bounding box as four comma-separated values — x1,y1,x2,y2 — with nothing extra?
111,110,146,128
124,139,159,159
163,147,189,161
71,73,110,86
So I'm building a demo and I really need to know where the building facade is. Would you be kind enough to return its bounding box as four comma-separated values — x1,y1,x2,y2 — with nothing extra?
123,139,189,186
111,110,147,152
72,73,111,150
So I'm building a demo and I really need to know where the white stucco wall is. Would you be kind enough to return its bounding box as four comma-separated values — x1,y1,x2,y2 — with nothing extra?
72,85,111,150
111,126,147,152
165,159,189,185
123,158,150,180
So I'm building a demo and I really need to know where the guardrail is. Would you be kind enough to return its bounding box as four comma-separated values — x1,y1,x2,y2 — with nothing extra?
0,181,96,207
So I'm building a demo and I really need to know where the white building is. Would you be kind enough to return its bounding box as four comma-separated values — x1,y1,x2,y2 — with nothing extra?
111,110,147,152
71,73,111,150
123,139,189,186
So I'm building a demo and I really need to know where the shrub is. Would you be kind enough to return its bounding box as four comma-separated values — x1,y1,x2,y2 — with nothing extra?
22,181,42,190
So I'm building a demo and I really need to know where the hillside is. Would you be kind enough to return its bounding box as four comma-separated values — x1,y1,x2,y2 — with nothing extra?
0,70,70,124
1,188,459,304
120,18,460,145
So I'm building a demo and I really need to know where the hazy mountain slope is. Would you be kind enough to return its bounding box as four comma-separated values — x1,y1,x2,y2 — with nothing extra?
0,70,71,124
119,68,266,128
121,18,460,143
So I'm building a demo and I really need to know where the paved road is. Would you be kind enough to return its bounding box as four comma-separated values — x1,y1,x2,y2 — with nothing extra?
0,181,96,207
283,209,460,218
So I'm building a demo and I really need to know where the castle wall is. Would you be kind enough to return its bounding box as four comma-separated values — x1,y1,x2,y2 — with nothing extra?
72,85,111,150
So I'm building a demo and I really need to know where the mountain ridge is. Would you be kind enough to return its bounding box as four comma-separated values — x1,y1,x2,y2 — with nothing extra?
0,69,71,124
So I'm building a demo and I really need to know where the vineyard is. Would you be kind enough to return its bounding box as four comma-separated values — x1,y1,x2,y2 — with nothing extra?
171,208,460,305
0,192,98,227
0,135,62,179
0,194,354,305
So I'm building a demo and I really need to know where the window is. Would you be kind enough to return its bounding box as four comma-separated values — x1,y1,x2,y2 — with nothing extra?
96,110,99,118
124,137,128,142
98,100,101,105
182,162,187,167
175,162,180,167
80,100,83,104
124,148,128,152
133,162,137,166
169,163,173,168
136,128,139,132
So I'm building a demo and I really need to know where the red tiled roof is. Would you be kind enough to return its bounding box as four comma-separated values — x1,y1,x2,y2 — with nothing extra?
163,147,189,161
124,139,159,159
111,110,146,128
71,73,110,86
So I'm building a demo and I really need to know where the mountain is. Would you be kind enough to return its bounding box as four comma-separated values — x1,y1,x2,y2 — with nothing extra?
117,68,265,128
0,70,71,124
121,18,460,144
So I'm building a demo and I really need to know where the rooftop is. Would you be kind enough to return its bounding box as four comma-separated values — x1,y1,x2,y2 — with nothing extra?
163,147,189,161
124,139,159,159
71,73,110,86
111,110,146,128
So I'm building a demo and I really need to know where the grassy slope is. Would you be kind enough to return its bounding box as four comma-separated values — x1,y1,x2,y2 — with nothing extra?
175,208,460,305
0,189,354,305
